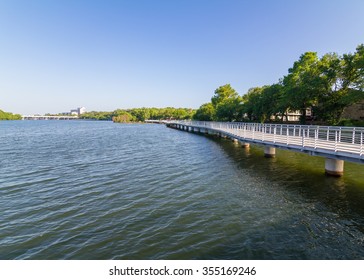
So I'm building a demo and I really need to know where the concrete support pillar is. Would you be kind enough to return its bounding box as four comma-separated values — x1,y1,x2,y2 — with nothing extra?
232,138,239,143
207,130,214,135
194,127,200,133
264,146,276,158
240,142,250,148
325,158,344,177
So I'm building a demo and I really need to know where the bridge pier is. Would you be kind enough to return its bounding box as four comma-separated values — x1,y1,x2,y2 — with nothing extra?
240,142,250,148
207,130,215,135
264,146,276,158
325,158,344,177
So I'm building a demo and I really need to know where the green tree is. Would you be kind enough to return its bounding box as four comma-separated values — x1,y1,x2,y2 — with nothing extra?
259,84,285,122
282,52,323,124
241,87,263,121
211,84,239,106
0,110,22,120
312,52,342,123
211,84,241,121
128,108,150,122
314,45,364,124
339,45,364,106
112,110,134,123
193,102,216,121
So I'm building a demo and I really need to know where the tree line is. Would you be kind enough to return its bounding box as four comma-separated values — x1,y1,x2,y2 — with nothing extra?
0,110,22,120
81,107,196,122
194,44,364,125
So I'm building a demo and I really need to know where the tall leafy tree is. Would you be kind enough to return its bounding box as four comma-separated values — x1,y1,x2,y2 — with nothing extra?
315,45,364,124
241,87,263,121
211,84,242,121
313,52,343,123
282,52,323,124
260,84,285,122
193,103,215,121
340,44,364,103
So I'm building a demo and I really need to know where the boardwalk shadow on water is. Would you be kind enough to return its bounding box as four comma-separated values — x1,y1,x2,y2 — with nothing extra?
184,133,364,259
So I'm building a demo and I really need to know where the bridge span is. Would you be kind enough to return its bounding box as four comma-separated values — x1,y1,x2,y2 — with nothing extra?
166,121,364,177
22,115,79,120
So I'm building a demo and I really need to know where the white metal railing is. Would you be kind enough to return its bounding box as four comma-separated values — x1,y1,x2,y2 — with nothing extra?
171,121,364,158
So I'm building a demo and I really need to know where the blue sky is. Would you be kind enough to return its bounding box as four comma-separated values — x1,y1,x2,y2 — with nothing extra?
1,0,364,115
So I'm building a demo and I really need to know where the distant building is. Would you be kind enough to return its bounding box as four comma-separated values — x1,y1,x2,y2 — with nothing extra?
78,107,86,115
70,107,86,115
272,108,312,122
342,101,364,120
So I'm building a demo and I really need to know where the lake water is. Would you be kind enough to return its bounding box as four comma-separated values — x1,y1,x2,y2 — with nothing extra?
1,120,364,259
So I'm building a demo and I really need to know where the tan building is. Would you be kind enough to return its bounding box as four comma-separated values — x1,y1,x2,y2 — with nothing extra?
272,108,312,122
342,101,364,120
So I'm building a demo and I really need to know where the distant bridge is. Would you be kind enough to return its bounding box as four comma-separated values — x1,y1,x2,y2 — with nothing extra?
22,115,79,120
167,121,364,176
145,119,169,124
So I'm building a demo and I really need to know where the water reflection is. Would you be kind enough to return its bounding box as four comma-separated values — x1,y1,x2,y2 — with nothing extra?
205,134,364,236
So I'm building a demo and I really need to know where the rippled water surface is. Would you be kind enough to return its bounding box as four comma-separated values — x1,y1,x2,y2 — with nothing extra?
1,120,364,259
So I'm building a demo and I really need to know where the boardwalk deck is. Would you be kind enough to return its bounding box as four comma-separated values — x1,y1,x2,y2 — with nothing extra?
167,121,364,166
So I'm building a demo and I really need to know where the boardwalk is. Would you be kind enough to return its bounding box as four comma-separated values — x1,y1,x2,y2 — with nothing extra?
167,121,364,176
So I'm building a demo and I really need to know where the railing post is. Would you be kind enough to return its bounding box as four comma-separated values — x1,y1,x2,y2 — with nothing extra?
339,127,342,143
273,126,276,143
361,131,363,156
314,127,318,149
335,129,338,152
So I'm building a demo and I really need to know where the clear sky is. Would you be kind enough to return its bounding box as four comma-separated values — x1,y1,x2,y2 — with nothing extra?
1,0,364,115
